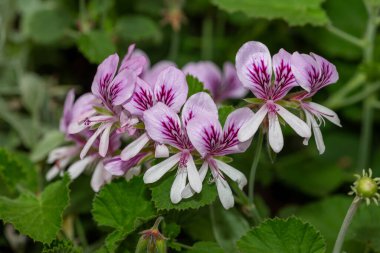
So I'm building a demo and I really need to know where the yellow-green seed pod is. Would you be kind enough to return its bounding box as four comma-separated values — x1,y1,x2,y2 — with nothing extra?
135,217,167,253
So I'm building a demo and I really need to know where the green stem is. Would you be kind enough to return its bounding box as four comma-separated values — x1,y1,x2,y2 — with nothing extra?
326,24,364,48
168,31,180,61
248,128,263,204
201,16,213,60
230,182,262,223
332,197,361,253
170,241,192,250
75,217,88,251
335,82,380,108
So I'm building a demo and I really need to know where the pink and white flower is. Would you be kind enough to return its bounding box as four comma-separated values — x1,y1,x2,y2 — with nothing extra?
183,61,247,103
142,92,218,204
291,52,341,154
121,66,188,161
182,107,254,209
236,41,311,153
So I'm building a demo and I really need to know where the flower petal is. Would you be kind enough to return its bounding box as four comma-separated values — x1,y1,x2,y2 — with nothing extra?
214,159,247,189
238,105,267,142
104,153,146,176
91,162,112,192
143,103,188,149
60,89,75,132
91,54,119,100
268,113,284,153
99,123,113,157
215,177,234,209
155,143,169,158
80,124,108,159
67,156,94,179
121,133,150,161
143,60,176,87
186,155,202,193
220,107,255,155
46,166,60,181
154,66,188,112
119,44,148,75
181,92,218,126
311,115,325,154
220,62,248,101
170,169,187,204
272,49,297,100
108,69,136,106
182,162,208,199
125,166,141,181
183,61,222,98
48,146,78,163
123,78,154,117
308,102,341,127
235,41,272,99
186,114,223,157
143,153,181,183
276,104,311,138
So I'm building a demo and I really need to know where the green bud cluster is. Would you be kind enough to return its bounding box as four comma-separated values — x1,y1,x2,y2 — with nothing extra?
135,217,167,253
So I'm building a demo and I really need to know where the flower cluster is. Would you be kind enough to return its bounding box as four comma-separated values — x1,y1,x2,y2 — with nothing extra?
47,41,340,209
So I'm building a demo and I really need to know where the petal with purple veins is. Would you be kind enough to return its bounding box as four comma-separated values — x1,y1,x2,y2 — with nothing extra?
181,92,218,126
108,69,136,106
123,78,154,117
271,49,297,100
91,54,119,101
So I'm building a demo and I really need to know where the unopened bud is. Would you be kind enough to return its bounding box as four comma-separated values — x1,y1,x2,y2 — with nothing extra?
349,169,380,205
135,217,167,253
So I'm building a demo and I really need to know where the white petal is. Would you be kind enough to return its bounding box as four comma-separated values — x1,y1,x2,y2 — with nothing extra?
143,153,181,183
170,170,187,204
121,133,150,161
48,146,77,163
309,102,341,127
214,159,247,189
46,166,60,181
125,166,141,181
99,123,112,157
303,112,312,146
80,124,107,159
311,116,326,154
216,177,234,209
67,156,94,179
155,144,169,158
91,162,112,192
182,162,208,199
268,113,284,153
68,121,87,134
186,155,202,193
238,105,267,142
276,104,311,138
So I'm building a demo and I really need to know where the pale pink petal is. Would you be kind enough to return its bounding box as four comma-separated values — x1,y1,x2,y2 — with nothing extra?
170,169,187,204
67,156,94,179
154,66,188,112
186,115,223,157
80,124,108,159
48,146,78,163
120,133,150,161
91,54,119,100
276,104,311,138
155,143,169,158
268,113,284,153
219,62,248,101
186,155,202,193
143,153,181,183
311,115,325,154
125,166,141,181
220,107,254,155
119,44,148,75
290,52,317,92
181,92,218,126
143,61,176,87
143,103,189,149
182,162,208,199
91,162,112,192
238,105,267,142
215,177,234,209
99,123,112,157
308,102,341,127
311,53,339,90
272,49,297,100
60,89,75,132
214,159,247,189
123,78,154,117
46,166,60,181
104,153,146,176
183,61,222,98
235,41,272,99
108,69,136,106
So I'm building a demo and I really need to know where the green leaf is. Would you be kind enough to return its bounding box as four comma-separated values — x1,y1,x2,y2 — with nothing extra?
30,130,65,162
187,241,224,253
27,9,70,44
0,148,38,196
186,75,208,97
210,203,249,253
92,177,156,251
42,239,82,253
211,0,329,26
116,15,162,42
218,105,234,126
77,31,116,64
237,217,326,253
0,175,70,243
150,173,217,211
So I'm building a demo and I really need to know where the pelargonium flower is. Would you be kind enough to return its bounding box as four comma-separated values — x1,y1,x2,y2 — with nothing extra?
290,52,341,154
121,66,188,161
69,53,138,159
183,61,247,103
182,107,254,209
236,41,311,153
142,60,176,86
142,92,218,204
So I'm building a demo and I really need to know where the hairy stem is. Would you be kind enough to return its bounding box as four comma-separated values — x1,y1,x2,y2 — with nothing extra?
248,128,263,204
333,197,361,253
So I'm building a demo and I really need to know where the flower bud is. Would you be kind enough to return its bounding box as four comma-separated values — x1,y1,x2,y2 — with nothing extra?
349,169,380,205
135,217,167,253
